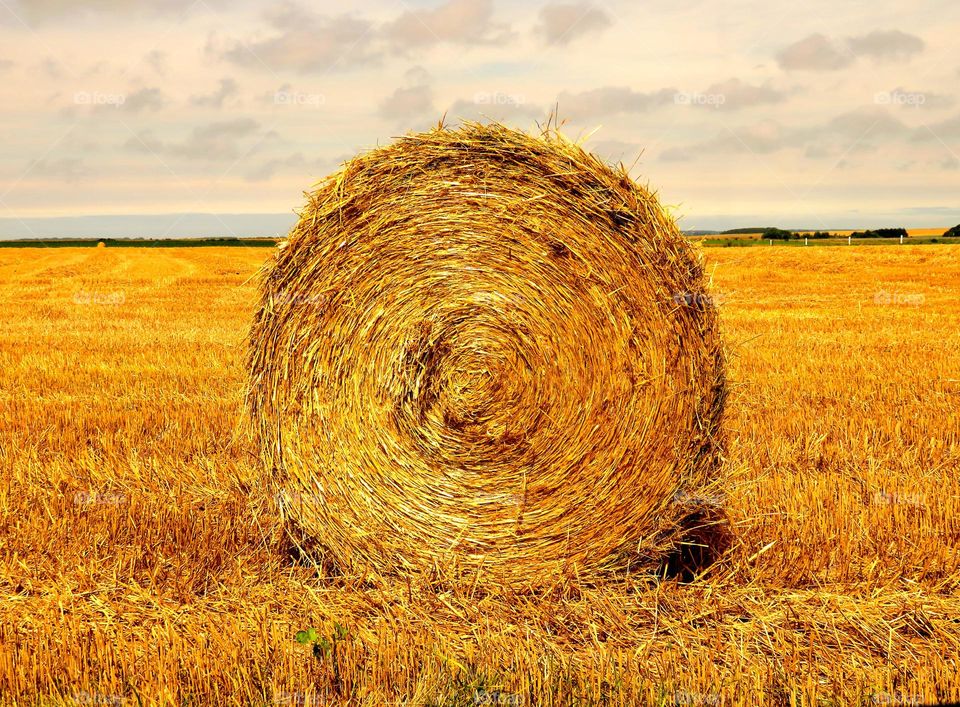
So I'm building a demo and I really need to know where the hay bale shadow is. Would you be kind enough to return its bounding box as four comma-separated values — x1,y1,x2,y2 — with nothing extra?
661,501,732,582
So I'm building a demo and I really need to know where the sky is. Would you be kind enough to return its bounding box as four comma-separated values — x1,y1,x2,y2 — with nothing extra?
0,0,958,237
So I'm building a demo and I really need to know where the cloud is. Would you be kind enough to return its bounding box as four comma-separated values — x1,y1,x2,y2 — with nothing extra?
777,30,926,72
12,0,210,22
0,58,14,71
143,50,166,76
379,85,435,125
825,107,908,138
27,156,87,182
660,107,912,161
660,146,694,162
41,56,66,79
692,78,786,110
446,94,543,124
384,0,509,49
585,139,642,164
558,86,677,121
222,0,512,72
536,2,611,45
224,7,378,73
848,30,925,61
243,152,309,182
777,33,853,71
190,79,239,109
123,118,263,161
110,86,165,113
912,113,960,140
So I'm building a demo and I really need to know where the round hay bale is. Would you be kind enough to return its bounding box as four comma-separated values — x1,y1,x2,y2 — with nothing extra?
247,123,725,587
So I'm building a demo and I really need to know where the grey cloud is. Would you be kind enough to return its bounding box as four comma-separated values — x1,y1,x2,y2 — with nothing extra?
848,30,924,61
660,107,911,161
698,78,785,110
244,152,308,182
190,79,239,109
171,118,261,160
777,34,853,71
558,86,677,121
912,114,960,140
223,0,512,73
379,85,435,125
778,29,926,72
123,118,263,161
536,2,611,45
660,146,694,162
384,0,509,49
446,94,544,125
41,56,66,79
940,156,959,170
586,139,642,165
122,129,167,155
143,50,166,76
825,108,908,138
27,156,87,182
11,0,215,22
0,59,14,71
107,86,164,113
225,10,378,74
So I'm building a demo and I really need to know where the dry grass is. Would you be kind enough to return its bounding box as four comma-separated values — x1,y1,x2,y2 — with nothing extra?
0,244,958,705
247,123,725,588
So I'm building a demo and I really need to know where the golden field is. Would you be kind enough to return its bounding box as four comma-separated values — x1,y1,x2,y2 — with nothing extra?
0,244,958,706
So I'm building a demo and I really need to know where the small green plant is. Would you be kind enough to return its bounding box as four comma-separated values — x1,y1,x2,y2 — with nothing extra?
295,622,350,696
295,622,349,659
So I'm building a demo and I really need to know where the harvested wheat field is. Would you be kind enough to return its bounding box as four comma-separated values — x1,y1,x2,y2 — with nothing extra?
1,241,959,705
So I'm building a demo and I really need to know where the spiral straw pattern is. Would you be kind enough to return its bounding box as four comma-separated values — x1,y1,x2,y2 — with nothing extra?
247,123,725,587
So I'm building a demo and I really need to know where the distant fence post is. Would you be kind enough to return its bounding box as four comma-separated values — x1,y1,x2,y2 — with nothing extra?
848,235,851,245
805,237,808,246
900,234,904,244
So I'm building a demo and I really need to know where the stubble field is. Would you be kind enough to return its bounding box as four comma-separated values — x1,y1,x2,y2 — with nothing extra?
0,245,958,706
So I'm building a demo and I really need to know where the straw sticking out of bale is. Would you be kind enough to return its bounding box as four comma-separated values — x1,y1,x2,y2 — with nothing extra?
246,122,725,588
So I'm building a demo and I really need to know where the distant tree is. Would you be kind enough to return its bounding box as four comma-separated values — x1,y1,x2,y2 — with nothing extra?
851,228,907,239
722,227,776,234
944,224,960,237
762,227,796,240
